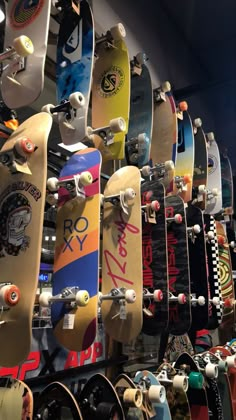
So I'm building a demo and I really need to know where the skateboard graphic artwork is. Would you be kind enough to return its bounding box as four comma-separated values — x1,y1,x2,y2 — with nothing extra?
220,151,234,216
205,132,222,215
0,112,52,367
39,148,101,352
2,0,50,108
0,377,33,420
192,118,208,210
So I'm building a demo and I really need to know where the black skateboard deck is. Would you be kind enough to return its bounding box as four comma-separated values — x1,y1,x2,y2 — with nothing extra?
192,122,208,210
141,179,168,334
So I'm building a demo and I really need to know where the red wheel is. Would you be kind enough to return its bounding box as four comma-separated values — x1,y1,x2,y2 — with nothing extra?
179,101,188,111
1,285,20,307
224,298,233,308
151,200,160,212
174,214,182,224
15,137,35,157
217,235,225,246
153,289,163,302
183,174,191,184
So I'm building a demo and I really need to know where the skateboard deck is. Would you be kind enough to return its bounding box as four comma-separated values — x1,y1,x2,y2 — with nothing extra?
204,214,223,329
114,373,149,419
156,362,191,420
126,53,153,167
165,195,191,335
78,373,124,419
0,377,33,420
101,166,142,343
173,111,194,202
205,134,222,214
220,151,234,215
151,86,177,192
141,179,168,334
92,24,130,160
0,112,52,366
34,381,82,419
48,148,101,351
186,204,209,330
192,119,208,210
56,0,95,145
2,0,50,108
174,352,209,420
134,370,171,419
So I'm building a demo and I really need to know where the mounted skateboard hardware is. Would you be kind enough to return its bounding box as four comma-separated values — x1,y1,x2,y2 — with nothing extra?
174,174,192,192
47,170,93,201
141,199,160,223
130,52,148,75
0,136,36,174
98,288,136,321
96,22,126,47
39,287,90,309
212,349,236,369
142,288,163,315
115,385,143,408
202,353,225,376
153,81,172,103
141,160,174,179
187,223,201,243
156,365,189,392
126,133,149,164
0,283,20,310
194,356,219,379
87,116,126,147
169,292,186,304
192,184,207,205
0,35,34,81
173,364,204,390
134,372,166,405
192,117,202,134
101,186,135,215
190,293,205,306
166,213,182,224
176,101,188,120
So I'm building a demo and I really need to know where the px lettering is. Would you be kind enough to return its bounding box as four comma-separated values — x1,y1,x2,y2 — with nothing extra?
63,217,88,252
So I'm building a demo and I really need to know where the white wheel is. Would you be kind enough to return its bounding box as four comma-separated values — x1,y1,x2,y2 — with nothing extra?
212,297,220,306
148,384,166,404
141,165,151,177
80,171,93,186
75,290,90,306
46,193,58,206
86,126,94,137
125,289,136,303
153,289,163,302
137,133,148,145
207,231,214,240
230,241,235,248
124,187,136,200
69,92,85,109
39,291,52,307
100,194,104,207
207,132,215,142
193,224,201,234
136,52,147,65
212,188,218,196
174,214,182,224
110,23,126,40
178,293,186,304
161,81,171,92
41,103,55,114
151,200,160,212
0,284,20,307
47,177,59,191
13,35,34,57
165,160,174,170
98,291,103,304
123,388,142,408
173,375,188,392
110,117,126,133
226,355,236,368
193,118,202,128
205,363,218,379
198,184,206,194
197,296,206,306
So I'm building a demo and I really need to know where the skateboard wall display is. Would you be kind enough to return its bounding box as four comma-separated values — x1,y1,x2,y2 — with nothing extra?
0,377,33,420
192,118,208,210
205,132,222,215
220,151,234,216
114,373,149,419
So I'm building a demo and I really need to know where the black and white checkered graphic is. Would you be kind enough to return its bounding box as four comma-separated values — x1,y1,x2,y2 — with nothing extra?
210,216,223,322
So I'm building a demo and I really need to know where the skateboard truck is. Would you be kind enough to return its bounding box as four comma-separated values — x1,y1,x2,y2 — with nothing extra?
187,224,201,243
209,296,220,306
42,91,86,126
192,184,206,204
166,213,182,224
141,160,174,179
192,118,202,134
127,133,149,164
141,200,160,223
153,81,171,103
205,230,215,243
98,288,136,320
47,170,93,202
0,283,20,311
176,101,188,120
173,364,204,389
96,23,126,49
101,186,135,215
193,355,219,379
131,52,148,75
143,289,163,317
0,136,36,174
169,292,186,305
213,350,236,368
206,187,218,202
156,365,189,392
206,132,215,146
174,174,192,192
87,117,126,147
134,373,166,404
190,293,205,306
39,287,90,308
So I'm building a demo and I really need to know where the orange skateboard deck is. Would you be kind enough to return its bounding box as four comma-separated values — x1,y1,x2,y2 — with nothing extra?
101,166,142,343
0,112,52,366
0,377,33,420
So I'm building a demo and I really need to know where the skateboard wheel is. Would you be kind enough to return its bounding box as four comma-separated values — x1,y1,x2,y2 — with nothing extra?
230,241,236,248
135,52,147,65
141,165,151,177
198,184,206,194
153,289,163,302
178,293,186,304
123,388,143,408
212,188,218,196
125,289,136,303
206,132,215,142
137,133,148,145
39,291,52,307
193,118,202,128
212,297,220,306
86,126,94,137
110,23,126,40
151,200,160,212
13,35,34,57
96,402,120,417
193,224,201,234
69,91,85,109
197,296,206,306
124,187,136,200
15,137,35,156
217,235,225,246
41,103,55,115
0,285,20,307
205,363,218,379
218,360,228,373
178,101,188,112
207,231,214,241
110,117,126,133
183,174,191,184
148,385,166,404
161,81,171,92
46,193,58,206
47,177,59,191
165,160,174,171
189,371,204,389
173,375,188,392
226,355,236,368
75,290,90,306
174,214,182,224
129,153,138,164
98,291,103,304
80,171,93,186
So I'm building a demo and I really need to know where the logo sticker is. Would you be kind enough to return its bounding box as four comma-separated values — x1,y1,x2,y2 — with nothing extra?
208,155,218,175
10,0,44,29
97,66,125,98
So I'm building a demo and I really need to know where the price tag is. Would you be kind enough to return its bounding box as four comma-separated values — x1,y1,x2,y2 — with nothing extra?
63,314,75,329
